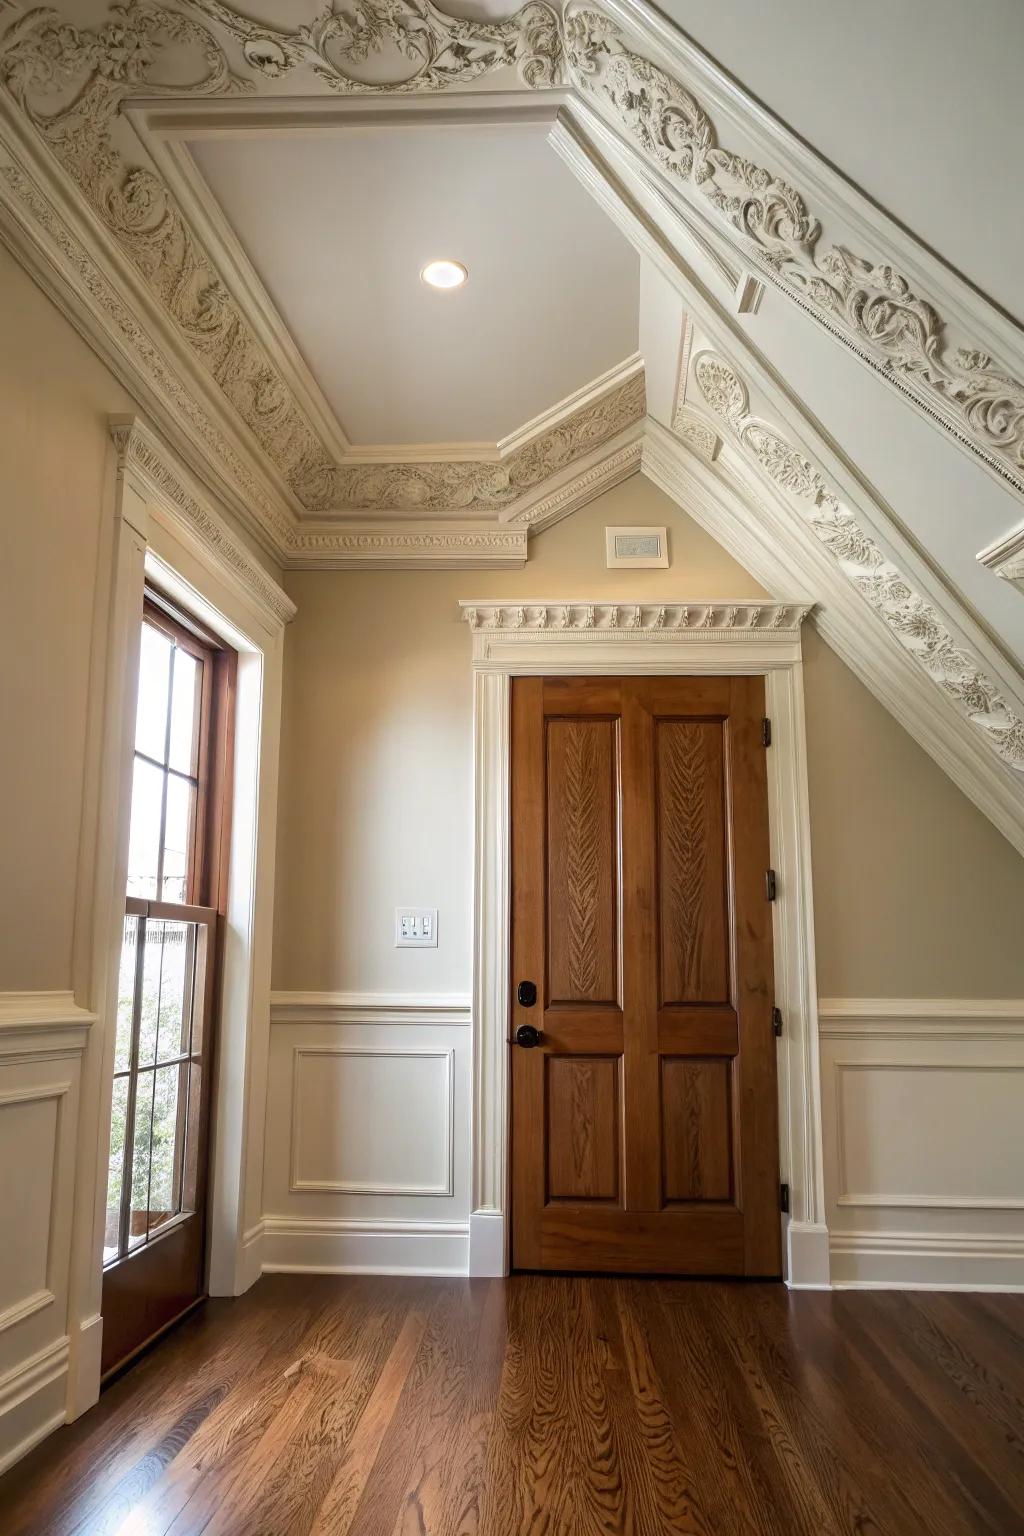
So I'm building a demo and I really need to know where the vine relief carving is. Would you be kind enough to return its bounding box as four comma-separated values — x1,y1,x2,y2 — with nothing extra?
562,4,1024,499
692,351,1024,772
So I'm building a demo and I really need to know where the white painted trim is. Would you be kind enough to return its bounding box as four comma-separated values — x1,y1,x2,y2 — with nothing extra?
830,1231,1024,1293
287,1046,455,1197
0,993,96,1035
464,601,827,1285
261,1216,469,1277
0,1336,69,1476
819,999,1024,1039
270,992,471,1026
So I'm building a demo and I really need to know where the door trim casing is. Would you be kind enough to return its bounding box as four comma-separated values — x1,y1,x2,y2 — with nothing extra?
463,600,830,1288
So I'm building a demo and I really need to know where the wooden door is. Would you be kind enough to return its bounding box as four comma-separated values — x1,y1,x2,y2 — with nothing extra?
510,675,781,1276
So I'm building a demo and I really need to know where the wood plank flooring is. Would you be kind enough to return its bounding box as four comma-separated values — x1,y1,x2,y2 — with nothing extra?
1,1274,1023,1535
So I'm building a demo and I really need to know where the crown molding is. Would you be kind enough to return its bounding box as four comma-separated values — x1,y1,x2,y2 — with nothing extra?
564,0,1024,505
284,525,527,571
978,522,1024,598
460,599,807,632
109,414,296,624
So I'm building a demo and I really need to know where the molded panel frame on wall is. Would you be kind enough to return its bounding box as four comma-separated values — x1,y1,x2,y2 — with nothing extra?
463,601,829,1287
63,413,292,1423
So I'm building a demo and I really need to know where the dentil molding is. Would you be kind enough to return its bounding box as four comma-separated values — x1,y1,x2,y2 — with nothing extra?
461,599,808,633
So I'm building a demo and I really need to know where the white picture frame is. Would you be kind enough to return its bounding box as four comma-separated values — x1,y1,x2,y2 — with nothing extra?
604,526,669,569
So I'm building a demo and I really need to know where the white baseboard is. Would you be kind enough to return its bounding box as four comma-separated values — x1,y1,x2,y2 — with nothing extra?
64,1313,102,1422
468,1210,507,1277
235,1220,266,1294
261,1216,469,1276
830,1230,1024,1291
785,1220,831,1288
0,1336,69,1475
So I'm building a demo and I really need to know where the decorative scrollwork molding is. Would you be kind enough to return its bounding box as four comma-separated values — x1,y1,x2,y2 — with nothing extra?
563,4,1024,501
187,0,564,92
692,351,1024,772
286,526,527,568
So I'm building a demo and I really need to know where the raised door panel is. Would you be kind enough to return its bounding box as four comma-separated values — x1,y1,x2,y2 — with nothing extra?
661,1057,733,1203
546,718,620,1006
656,719,729,1007
546,1055,621,1203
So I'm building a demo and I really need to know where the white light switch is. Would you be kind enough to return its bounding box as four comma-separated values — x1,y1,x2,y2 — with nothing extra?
395,907,438,947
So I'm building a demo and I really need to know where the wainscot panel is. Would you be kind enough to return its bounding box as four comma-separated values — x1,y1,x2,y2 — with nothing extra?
820,1000,1024,1290
0,993,93,1472
264,994,471,1274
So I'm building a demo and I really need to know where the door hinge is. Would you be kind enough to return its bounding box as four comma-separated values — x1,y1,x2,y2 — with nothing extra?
765,868,777,902
762,716,772,747
772,1006,783,1037
780,1183,790,1214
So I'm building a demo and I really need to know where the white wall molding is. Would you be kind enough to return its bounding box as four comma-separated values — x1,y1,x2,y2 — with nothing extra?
284,525,528,571
270,992,471,1027
0,992,95,1040
464,599,827,1285
0,1335,69,1476
288,1046,455,1197
262,1217,469,1276
978,521,1024,599
821,998,1024,1291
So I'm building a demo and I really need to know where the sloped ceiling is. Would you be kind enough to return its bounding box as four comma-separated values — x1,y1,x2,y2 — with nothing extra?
1,0,1023,852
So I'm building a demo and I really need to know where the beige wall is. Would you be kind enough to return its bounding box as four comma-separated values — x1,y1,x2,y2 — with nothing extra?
0,245,135,992
273,476,1024,999
803,624,1024,996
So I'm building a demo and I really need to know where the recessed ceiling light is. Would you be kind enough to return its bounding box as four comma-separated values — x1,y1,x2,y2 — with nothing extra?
421,259,468,291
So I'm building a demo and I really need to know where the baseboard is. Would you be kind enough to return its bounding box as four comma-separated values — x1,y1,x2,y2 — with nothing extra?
0,1336,69,1475
237,1220,266,1293
261,1216,469,1276
830,1231,1024,1291
469,1210,507,1277
785,1220,831,1288
64,1313,102,1422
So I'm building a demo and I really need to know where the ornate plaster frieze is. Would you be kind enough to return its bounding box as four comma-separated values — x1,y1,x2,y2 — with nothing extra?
110,414,296,623
503,438,642,530
673,410,719,464
185,0,564,92
301,371,646,513
461,600,808,633
692,351,1024,772
562,5,1024,502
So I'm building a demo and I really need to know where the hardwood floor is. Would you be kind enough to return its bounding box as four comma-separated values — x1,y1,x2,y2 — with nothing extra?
2,1275,1023,1535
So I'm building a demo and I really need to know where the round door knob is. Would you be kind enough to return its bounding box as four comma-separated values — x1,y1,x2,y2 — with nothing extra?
515,1024,542,1049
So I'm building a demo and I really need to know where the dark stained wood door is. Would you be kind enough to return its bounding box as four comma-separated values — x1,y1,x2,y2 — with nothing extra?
510,675,781,1276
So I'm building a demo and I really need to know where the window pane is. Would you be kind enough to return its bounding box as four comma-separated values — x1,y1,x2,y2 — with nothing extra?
114,914,139,1073
156,920,194,1062
161,775,195,903
137,920,166,1068
168,649,201,776
128,1071,154,1250
126,757,165,900
135,622,172,762
104,1075,130,1263
148,1063,186,1233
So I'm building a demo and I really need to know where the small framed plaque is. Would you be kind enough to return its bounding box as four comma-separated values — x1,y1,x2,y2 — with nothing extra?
605,526,669,569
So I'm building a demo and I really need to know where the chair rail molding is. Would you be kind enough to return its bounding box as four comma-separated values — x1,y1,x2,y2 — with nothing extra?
462,597,829,1287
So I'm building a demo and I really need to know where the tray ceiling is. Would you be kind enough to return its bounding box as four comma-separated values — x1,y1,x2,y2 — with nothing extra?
190,123,639,448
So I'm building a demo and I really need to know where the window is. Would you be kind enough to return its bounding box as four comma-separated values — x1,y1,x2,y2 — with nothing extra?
104,599,233,1268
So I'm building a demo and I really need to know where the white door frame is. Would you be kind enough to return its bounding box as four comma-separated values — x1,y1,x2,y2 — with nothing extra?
464,599,830,1288
64,415,293,1420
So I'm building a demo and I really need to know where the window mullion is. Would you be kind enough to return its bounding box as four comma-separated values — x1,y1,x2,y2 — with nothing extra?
117,911,147,1260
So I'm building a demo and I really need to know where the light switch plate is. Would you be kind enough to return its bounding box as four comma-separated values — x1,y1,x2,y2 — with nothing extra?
395,907,438,947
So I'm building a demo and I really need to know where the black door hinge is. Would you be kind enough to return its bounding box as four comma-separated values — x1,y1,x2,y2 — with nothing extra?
765,869,777,902
762,717,772,747
772,1006,783,1038
780,1183,790,1214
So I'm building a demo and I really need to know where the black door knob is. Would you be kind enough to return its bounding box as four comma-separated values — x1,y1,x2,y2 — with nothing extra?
517,980,537,1007
515,1024,542,1049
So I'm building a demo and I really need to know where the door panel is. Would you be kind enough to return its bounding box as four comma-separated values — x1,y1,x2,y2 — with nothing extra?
511,674,780,1277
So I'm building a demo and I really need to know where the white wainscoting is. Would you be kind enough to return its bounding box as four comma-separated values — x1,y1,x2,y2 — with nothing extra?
0,993,93,1473
264,994,471,1274
820,1000,1024,1290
